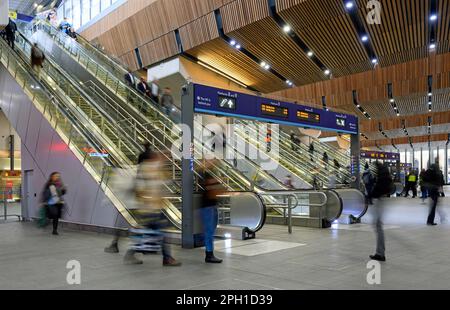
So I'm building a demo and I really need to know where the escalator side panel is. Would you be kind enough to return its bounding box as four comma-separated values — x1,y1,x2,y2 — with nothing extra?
0,62,125,229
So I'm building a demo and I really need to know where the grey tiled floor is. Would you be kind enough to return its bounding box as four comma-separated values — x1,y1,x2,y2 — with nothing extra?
1,197,450,290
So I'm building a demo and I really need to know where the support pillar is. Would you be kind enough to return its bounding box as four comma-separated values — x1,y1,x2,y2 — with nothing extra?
350,134,360,189
181,84,195,249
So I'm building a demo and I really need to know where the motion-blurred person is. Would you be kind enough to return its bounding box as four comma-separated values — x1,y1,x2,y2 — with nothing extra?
150,79,160,104
59,18,72,34
424,164,445,226
41,172,67,235
161,87,174,117
328,174,337,189
4,18,17,50
403,170,418,198
362,163,375,205
322,152,329,170
199,160,224,263
124,151,181,266
31,43,46,79
290,131,300,151
370,162,393,262
419,169,428,203
309,142,315,161
67,27,77,41
284,175,294,189
105,143,154,253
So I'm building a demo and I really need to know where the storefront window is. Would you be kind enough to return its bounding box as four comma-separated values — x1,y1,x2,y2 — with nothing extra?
422,148,430,170
414,150,421,171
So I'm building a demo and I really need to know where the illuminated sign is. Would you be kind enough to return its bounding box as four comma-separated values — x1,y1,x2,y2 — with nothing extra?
261,104,288,119
297,111,320,123
336,118,346,127
82,147,109,158
218,96,236,110
193,84,359,134
360,151,400,161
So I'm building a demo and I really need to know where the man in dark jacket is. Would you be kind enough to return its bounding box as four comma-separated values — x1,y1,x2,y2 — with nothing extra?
424,164,444,225
370,162,393,262
5,18,17,50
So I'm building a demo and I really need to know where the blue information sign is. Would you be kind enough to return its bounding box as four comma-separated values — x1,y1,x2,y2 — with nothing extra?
193,84,359,134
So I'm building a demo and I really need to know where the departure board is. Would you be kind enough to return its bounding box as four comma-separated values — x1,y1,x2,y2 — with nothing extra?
297,111,320,123
261,104,288,118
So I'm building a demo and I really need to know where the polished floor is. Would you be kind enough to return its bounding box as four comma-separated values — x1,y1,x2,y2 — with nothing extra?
1,197,450,290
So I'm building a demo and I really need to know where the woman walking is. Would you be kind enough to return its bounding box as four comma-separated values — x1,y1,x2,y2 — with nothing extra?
42,172,67,235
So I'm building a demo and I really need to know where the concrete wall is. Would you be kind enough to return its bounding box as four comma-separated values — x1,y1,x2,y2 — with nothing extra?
0,63,125,228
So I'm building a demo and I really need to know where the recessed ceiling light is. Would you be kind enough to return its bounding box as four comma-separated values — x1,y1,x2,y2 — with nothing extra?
357,104,361,108
372,58,378,64
324,69,331,75
235,44,241,49
430,14,437,22
390,99,395,103
430,43,436,50
428,92,433,96
345,1,354,10
397,113,400,116
264,64,270,70
307,51,314,57
283,25,291,33
230,40,236,46
362,35,369,42
260,61,266,67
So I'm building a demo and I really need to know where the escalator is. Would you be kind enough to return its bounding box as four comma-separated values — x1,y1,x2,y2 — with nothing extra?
22,19,364,227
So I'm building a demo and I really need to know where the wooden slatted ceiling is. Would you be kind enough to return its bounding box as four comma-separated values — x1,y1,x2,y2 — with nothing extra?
221,0,271,33
186,38,287,92
437,0,450,54
356,0,429,67
223,16,326,85
362,133,449,147
276,0,372,77
271,53,450,112
360,99,394,119
139,33,179,68
179,13,220,51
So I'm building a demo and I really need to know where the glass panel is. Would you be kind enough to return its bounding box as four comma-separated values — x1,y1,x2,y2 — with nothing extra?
82,0,91,25
423,148,430,170
406,150,411,165
64,0,73,21
439,149,445,171
91,0,100,18
72,0,81,30
414,150,421,171
101,0,111,11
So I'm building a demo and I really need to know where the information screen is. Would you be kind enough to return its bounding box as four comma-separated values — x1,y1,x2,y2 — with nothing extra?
336,118,346,127
297,111,320,123
218,96,236,110
261,104,289,119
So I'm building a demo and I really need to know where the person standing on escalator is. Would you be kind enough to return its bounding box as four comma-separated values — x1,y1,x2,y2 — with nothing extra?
31,43,46,80
199,160,224,263
4,18,17,50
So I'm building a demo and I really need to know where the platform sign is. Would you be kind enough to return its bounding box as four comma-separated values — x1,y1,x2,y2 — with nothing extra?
360,150,400,161
193,84,358,134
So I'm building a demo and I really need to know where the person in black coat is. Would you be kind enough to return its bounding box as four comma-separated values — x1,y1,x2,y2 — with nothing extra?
370,162,393,262
4,18,17,50
423,163,445,225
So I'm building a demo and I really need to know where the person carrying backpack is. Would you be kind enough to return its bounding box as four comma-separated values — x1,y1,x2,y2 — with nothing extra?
369,162,394,262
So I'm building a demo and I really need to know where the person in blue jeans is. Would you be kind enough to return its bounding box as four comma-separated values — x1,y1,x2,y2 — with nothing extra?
200,160,223,263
